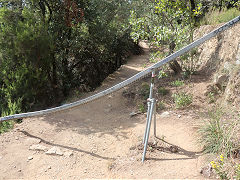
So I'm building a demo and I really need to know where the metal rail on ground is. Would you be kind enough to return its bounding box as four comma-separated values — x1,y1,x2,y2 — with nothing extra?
1,15,240,122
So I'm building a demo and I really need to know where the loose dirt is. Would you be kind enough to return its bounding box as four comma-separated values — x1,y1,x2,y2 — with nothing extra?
0,42,212,179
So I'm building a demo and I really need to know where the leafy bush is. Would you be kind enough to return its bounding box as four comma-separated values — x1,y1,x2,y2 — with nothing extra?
140,83,150,100
201,8,240,25
158,87,169,96
210,154,240,179
199,111,238,155
171,80,185,87
0,121,14,134
157,101,165,110
0,0,141,134
138,103,146,113
158,70,168,79
172,92,192,108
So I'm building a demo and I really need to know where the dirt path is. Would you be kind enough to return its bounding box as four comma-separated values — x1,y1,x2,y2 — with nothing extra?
0,43,209,179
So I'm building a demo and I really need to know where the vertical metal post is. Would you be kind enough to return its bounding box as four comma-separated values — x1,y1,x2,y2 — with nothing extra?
154,100,157,137
143,100,151,144
142,98,155,162
142,68,157,162
143,69,155,144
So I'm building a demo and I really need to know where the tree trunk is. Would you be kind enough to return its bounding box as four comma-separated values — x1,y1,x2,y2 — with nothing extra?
168,41,182,74
189,0,195,11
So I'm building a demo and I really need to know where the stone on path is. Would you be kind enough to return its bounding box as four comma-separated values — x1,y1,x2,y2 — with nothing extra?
160,111,170,118
45,146,63,156
64,151,73,157
29,144,48,152
28,156,33,160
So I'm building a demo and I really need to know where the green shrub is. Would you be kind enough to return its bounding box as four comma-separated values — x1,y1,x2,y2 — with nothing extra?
172,92,192,108
210,154,240,179
158,87,169,96
157,101,165,110
138,103,146,113
0,98,22,134
171,80,184,87
198,110,236,155
158,70,168,79
208,92,216,103
140,83,150,100
0,121,14,134
201,8,240,25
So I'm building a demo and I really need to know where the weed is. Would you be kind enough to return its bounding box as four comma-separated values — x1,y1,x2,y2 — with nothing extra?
210,154,228,179
171,80,184,87
236,164,240,180
198,110,236,155
140,83,150,100
0,99,22,134
157,100,165,110
158,87,169,96
201,8,240,25
208,92,216,103
0,121,14,134
172,92,192,108
210,154,240,179
158,70,168,79
138,103,146,113
181,70,191,79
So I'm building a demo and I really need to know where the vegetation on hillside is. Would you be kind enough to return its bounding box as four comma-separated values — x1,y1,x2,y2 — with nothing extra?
0,0,141,122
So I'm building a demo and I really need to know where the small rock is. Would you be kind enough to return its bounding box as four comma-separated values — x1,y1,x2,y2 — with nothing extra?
29,144,48,151
28,156,33,160
169,146,178,153
178,115,181,118
48,166,51,169
45,146,63,156
129,111,141,117
18,169,21,172
15,137,19,140
200,164,213,178
13,166,16,168
214,74,229,90
160,111,170,118
130,170,134,175
64,151,73,157
108,104,112,108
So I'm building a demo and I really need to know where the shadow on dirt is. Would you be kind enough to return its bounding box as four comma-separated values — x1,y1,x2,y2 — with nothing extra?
20,130,115,161
155,138,204,158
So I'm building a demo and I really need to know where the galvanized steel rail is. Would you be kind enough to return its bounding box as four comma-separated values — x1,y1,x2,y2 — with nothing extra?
1,15,240,122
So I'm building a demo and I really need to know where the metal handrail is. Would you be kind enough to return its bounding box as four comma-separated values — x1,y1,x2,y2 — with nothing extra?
1,15,240,122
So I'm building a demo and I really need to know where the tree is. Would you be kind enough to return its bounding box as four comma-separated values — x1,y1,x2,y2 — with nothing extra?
129,0,202,73
0,0,141,121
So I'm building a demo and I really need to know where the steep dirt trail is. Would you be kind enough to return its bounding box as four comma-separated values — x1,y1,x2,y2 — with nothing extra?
0,43,208,179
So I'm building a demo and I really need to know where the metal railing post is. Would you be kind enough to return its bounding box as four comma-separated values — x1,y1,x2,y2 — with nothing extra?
143,69,155,144
142,98,156,162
